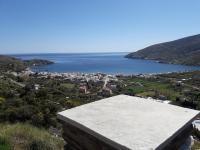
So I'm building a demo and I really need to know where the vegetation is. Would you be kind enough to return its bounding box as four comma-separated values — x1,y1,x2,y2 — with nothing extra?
0,54,200,149
0,123,64,150
24,59,54,66
0,55,26,72
0,73,106,128
117,76,180,100
0,69,200,128
126,34,200,65
192,141,200,150
0,55,54,72
116,71,200,109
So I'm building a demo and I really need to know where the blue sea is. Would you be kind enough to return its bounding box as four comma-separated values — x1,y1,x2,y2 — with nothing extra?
13,53,200,75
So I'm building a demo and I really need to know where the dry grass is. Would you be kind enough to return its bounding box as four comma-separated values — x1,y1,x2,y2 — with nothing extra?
0,123,64,150
192,141,200,150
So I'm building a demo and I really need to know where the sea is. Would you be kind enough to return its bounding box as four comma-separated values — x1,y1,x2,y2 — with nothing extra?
13,52,200,75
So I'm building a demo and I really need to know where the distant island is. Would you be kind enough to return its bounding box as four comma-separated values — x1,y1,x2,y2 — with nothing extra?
0,55,54,72
126,34,200,66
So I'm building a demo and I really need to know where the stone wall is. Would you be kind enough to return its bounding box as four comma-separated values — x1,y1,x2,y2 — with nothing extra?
60,120,130,150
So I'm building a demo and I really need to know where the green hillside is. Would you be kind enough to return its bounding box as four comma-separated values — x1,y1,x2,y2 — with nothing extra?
0,55,54,72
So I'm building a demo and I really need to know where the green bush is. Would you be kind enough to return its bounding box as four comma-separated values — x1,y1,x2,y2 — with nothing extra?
0,136,11,150
26,139,53,150
0,123,64,150
0,145,12,150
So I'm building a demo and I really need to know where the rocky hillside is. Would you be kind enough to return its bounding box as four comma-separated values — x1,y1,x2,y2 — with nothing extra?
126,34,200,65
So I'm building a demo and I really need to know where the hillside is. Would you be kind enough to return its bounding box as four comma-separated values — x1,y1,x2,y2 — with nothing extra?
0,123,64,150
0,55,26,72
0,55,54,72
126,34,200,66
24,59,54,66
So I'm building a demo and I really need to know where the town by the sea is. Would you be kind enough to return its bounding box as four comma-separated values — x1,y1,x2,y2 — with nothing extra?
13,52,200,75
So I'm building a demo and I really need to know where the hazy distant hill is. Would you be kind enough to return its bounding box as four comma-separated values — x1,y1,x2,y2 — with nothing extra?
126,34,200,66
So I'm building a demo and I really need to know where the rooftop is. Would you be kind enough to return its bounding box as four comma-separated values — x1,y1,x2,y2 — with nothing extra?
58,95,199,150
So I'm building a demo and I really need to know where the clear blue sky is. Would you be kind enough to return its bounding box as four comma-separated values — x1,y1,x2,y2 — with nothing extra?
0,0,200,54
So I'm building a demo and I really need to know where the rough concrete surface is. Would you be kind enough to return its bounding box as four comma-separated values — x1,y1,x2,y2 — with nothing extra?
58,95,199,150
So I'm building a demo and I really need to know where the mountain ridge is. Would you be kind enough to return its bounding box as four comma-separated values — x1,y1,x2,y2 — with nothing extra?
126,34,200,66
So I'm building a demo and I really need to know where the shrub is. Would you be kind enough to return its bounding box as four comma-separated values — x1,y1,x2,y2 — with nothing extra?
0,136,11,150
26,139,53,150
0,123,64,150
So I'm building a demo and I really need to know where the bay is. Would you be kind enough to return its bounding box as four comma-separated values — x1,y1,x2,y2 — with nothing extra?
13,52,200,75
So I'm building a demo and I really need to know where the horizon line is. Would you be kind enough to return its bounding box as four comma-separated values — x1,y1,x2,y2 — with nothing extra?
2,51,132,55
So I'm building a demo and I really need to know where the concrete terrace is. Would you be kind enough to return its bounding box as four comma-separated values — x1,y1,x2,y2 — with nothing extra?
58,95,200,150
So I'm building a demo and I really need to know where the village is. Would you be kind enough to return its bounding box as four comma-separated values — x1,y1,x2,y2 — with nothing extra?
1,64,200,150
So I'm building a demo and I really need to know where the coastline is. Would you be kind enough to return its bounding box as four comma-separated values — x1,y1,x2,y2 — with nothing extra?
19,66,200,82
18,53,200,75
28,67,200,77
5,52,200,75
